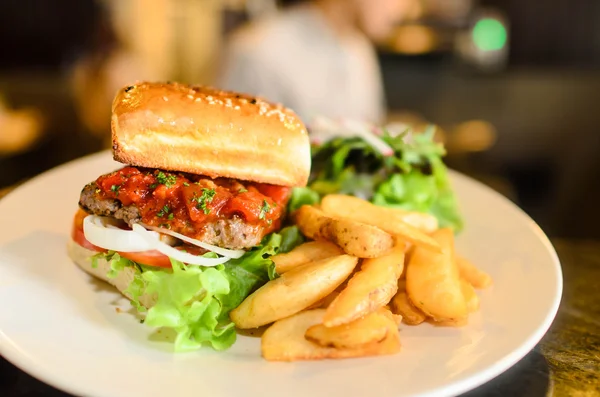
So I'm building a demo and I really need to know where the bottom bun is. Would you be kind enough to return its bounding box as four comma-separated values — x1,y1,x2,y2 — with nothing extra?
67,240,157,308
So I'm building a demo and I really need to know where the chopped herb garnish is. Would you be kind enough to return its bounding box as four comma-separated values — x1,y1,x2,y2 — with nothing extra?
157,205,170,217
149,183,158,189
159,223,171,229
238,188,248,193
110,184,121,196
156,171,177,188
259,200,271,220
183,182,190,187
168,212,174,220
192,188,216,214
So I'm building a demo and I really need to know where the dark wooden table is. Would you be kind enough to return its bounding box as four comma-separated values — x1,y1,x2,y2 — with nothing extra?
0,187,598,397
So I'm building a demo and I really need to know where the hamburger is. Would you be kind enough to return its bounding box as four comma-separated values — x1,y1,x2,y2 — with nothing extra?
68,82,311,351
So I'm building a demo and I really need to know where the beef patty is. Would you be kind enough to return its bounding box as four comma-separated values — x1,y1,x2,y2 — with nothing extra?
79,182,263,250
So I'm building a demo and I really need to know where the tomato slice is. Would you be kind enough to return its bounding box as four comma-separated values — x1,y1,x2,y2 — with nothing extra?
119,251,172,268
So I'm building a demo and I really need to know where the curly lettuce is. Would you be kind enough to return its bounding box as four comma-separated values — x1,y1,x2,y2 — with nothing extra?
302,126,463,231
97,227,303,352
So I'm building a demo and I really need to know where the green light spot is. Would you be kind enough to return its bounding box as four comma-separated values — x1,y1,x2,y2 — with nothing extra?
473,18,507,51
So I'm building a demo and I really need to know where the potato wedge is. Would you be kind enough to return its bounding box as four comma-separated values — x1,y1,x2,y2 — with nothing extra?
272,241,343,274
321,194,438,233
261,309,400,361
307,290,341,309
305,310,389,349
323,242,405,327
230,255,358,328
460,278,480,313
390,291,427,325
456,255,492,289
406,228,467,322
319,195,441,252
380,306,403,326
295,205,393,258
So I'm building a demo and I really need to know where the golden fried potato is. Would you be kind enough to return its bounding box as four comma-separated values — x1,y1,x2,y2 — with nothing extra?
381,306,403,326
406,229,467,322
307,290,341,309
272,241,343,274
390,291,427,325
319,195,441,252
321,194,438,233
230,255,358,329
456,255,492,289
323,242,405,327
460,278,480,313
295,205,394,258
261,309,400,361
305,310,389,349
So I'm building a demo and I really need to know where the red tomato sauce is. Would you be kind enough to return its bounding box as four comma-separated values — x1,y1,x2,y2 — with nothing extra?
93,166,290,240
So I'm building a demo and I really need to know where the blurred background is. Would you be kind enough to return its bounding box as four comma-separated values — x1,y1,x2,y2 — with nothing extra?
0,0,598,238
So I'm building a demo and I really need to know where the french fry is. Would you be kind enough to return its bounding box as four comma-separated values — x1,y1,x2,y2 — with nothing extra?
321,194,438,233
319,195,441,253
295,205,394,258
230,255,358,329
460,278,480,313
272,241,343,274
305,310,389,349
323,242,405,327
456,255,492,289
390,291,427,325
261,309,400,361
406,229,467,322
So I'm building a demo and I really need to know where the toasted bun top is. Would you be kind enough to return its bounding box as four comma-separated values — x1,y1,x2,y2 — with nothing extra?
111,82,311,187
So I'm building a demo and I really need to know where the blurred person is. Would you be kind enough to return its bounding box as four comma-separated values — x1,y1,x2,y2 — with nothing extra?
218,0,413,124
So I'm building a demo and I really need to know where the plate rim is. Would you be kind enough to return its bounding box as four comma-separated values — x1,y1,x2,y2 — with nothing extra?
0,150,563,397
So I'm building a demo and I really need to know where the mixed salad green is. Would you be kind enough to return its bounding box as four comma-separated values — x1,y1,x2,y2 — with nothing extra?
291,126,463,231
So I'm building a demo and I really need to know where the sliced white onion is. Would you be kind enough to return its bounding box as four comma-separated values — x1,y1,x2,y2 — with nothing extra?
142,224,245,259
131,224,230,267
83,215,154,252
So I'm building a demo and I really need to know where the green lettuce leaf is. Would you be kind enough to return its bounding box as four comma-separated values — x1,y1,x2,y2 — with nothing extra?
96,228,304,352
278,226,305,254
288,187,320,212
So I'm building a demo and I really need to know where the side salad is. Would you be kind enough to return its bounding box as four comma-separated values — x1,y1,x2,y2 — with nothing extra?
289,125,463,232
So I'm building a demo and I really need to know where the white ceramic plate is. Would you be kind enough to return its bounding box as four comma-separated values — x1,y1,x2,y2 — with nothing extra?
0,151,562,397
